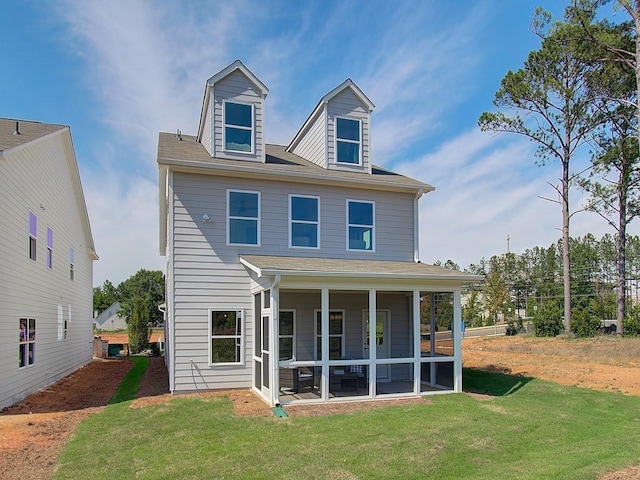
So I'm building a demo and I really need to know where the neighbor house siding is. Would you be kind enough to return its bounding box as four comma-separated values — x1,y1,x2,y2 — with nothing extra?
0,130,94,408
212,70,264,162
288,108,327,168
327,89,371,173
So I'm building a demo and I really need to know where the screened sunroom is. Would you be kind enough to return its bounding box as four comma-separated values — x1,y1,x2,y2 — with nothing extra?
241,255,482,406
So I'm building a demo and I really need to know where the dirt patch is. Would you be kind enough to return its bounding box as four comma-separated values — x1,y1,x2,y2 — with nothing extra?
3,336,640,479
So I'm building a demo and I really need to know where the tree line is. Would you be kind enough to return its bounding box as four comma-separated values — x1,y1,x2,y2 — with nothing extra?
440,233,640,336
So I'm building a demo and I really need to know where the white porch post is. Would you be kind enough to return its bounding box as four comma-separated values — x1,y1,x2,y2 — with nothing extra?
412,289,421,395
429,293,436,383
270,285,280,405
452,288,463,393
368,288,376,397
321,287,329,401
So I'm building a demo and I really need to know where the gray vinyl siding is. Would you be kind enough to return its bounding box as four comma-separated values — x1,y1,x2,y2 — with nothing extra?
327,89,371,173
201,99,213,156
212,70,264,162
0,131,94,408
288,108,327,167
173,172,414,261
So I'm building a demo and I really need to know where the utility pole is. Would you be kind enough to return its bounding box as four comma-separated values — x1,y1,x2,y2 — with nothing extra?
507,234,510,254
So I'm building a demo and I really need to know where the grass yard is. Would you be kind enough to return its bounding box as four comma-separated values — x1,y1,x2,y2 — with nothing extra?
53,368,640,480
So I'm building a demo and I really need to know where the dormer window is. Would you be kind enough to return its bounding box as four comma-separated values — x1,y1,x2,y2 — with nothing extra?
336,117,361,165
224,101,253,153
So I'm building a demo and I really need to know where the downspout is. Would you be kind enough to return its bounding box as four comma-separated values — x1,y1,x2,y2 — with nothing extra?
271,274,281,406
414,188,424,263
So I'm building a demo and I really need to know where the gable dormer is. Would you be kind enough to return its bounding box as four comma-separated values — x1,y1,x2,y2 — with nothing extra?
287,79,375,173
197,60,269,162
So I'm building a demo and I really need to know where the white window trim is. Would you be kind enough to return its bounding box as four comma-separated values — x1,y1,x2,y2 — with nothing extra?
279,309,296,361
226,189,261,247
222,100,255,155
208,308,244,366
46,226,53,269
29,211,37,261
335,116,362,166
346,199,375,252
314,309,345,360
288,194,320,249
19,318,36,368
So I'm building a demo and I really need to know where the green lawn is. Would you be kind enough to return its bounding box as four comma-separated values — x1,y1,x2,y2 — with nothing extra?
53,368,640,480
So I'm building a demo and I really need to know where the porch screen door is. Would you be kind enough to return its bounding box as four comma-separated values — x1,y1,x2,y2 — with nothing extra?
363,310,390,380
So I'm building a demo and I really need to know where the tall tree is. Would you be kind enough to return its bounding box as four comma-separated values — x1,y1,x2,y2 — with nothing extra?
569,1,640,334
93,279,118,315
128,296,151,354
117,269,165,326
479,16,603,331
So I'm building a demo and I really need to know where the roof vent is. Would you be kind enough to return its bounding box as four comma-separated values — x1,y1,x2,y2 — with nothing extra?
13,121,20,135
176,129,183,141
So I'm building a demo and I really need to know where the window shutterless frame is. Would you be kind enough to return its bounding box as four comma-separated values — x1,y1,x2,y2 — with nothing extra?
227,189,261,246
335,116,362,165
208,309,244,366
223,100,254,154
289,194,320,249
346,199,375,252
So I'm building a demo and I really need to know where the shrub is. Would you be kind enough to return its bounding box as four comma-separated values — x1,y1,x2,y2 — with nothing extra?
570,308,601,338
532,301,564,337
505,317,526,336
128,296,151,354
624,306,640,337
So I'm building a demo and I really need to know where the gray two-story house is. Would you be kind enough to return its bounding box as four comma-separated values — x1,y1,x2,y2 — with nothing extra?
158,60,481,406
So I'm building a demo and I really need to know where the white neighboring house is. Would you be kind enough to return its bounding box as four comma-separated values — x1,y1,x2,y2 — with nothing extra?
0,118,97,409
158,60,482,406
94,302,126,331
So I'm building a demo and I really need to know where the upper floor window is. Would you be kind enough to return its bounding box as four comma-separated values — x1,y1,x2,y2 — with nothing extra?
224,101,253,153
209,309,243,365
290,195,319,248
29,211,37,261
227,190,260,246
336,117,361,165
347,200,374,251
46,227,54,269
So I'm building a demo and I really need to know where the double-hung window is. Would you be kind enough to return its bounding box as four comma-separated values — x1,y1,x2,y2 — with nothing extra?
19,318,36,368
46,227,53,268
29,211,37,261
227,190,260,246
209,309,243,365
336,117,361,165
289,195,319,248
347,200,374,251
224,101,253,153
279,310,295,361
315,310,345,360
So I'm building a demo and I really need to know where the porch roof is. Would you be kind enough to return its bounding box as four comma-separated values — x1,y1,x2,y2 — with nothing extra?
240,255,484,284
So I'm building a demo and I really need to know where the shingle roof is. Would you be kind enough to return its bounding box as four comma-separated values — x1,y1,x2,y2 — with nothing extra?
157,132,433,193
0,118,67,152
240,255,483,283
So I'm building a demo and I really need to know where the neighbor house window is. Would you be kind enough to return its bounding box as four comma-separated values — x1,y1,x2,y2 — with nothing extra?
336,117,361,165
46,227,53,268
290,195,319,248
209,309,243,365
19,318,36,368
315,310,345,360
224,101,253,153
227,190,260,246
29,211,37,261
69,247,75,280
347,200,374,251
279,310,295,361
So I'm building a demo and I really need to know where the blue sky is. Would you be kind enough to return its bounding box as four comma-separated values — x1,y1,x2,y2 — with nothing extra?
3,0,634,286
